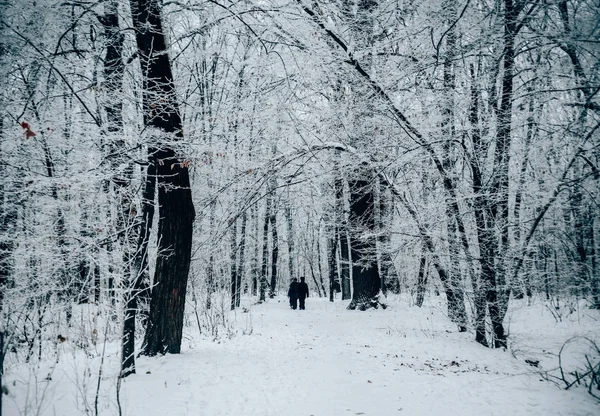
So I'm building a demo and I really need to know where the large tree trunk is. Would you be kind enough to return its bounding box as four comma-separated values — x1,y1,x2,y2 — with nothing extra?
440,1,467,331
129,0,196,357
468,63,490,347
98,0,141,377
347,170,381,310
482,0,518,348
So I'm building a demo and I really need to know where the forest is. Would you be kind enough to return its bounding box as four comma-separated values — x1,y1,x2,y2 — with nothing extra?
0,0,599,414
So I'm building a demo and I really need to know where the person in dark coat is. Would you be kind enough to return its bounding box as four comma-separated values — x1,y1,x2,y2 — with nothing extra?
297,276,309,310
288,278,298,309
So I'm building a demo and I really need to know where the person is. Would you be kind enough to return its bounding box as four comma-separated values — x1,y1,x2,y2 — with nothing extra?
297,276,309,310
288,278,298,310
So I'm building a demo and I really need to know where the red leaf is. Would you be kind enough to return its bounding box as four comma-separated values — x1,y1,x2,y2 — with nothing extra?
20,121,36,138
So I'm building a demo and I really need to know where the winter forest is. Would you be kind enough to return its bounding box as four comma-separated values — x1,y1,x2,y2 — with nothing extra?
0,0,599,414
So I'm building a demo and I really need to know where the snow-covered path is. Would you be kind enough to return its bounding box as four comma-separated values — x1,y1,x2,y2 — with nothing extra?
117,297,597,416
5,296,599,416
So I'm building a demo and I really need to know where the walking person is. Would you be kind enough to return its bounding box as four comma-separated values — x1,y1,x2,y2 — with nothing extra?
297,276,309,310
288,278,299,310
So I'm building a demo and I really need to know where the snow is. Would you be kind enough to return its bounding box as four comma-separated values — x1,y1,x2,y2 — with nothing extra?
4,296,600,416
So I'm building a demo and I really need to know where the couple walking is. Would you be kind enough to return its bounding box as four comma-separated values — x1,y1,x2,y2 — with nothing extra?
287,277,309,310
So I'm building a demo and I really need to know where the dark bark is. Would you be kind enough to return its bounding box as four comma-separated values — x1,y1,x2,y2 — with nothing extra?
347,171,381,310
309,263,323,298
269,178,279,298
259,185,271,302
0,107,16,410
302,0,480,316
439,5,467,331
285,187,295,282
340,230,351,300
415,248,427,308
378,181,400,294
0,24,5,405
230,218,238,310
0,115,13,311
102,0,139,367
133,160,155,311
328,233,338,302
143,162,195,355
591,212,599,308
481,0,519,349
94,255,101,303
130,0,196,357
236,211,247,307
0,330,3,416
468,63,489,347
316,232,326,296
512,85,537,300
205,195,216,309
206,254,214,310
252,204,259,296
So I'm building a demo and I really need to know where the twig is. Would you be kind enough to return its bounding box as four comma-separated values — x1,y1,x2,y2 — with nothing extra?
94,324,109,416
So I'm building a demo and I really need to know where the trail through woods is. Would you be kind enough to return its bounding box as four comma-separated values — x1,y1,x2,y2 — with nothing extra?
5,297,600,415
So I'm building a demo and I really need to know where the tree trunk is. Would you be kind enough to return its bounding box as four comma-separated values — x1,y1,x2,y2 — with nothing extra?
440,2,467,331
0,115,14,312
591,211,599,308
415,247,427,308
98,0,142,376
334,156,351,300
468,63,490,347
316,229,326,296
236,211,247,307
269,177,279,298
340,230,351,300
129,0,196,357
285,186,295,281
133,159,156,320
0,29,5,403
379,184,400,294
512,83,537,300
252,204,259,296
347,170,381,310
259,184,271,302
229,218,238,310
328,231,338,302
483,0,518,348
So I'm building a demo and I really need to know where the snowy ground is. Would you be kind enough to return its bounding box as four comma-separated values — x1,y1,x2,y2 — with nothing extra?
5,295,600,416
